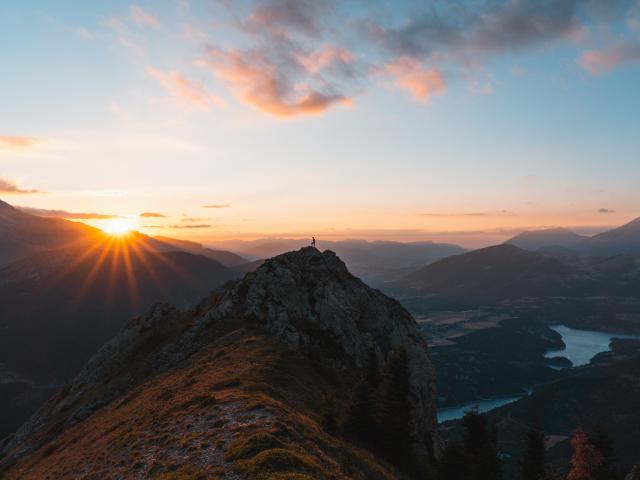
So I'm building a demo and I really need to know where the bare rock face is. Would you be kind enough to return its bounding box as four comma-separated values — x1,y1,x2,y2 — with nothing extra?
198,247,438,449
626,466,640,480
2,247,438,459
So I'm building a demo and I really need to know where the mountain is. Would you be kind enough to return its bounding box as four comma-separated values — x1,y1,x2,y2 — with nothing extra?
0,240,240,438
0,199,100,266
586,217,640,256
505,228,587,251
151,235,249,267
0,248,438,479
398,244,590,302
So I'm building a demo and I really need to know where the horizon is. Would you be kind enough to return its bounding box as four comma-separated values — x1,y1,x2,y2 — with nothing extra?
2,1,640,247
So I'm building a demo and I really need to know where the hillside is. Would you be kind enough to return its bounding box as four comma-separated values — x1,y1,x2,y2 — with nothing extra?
586,217,640,256
0,248,438,479
398,244,591,302
0,200,101,266
0,242,238,437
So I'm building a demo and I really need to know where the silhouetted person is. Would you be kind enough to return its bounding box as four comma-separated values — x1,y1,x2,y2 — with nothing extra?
311,237,316,247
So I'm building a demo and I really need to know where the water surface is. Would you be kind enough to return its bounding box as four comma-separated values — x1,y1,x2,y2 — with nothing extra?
544,325,640,367
438,396,521,423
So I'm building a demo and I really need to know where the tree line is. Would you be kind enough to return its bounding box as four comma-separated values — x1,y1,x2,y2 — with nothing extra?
320,346,629,480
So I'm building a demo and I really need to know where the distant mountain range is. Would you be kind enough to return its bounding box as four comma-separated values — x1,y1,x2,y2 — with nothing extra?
397,216,640,303
210,237,466,285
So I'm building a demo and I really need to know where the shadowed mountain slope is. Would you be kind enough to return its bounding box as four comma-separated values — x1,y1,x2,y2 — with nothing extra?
398,244,591,302
0,247,438,479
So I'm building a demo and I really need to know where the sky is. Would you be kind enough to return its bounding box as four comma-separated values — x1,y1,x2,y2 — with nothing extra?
1,0,639,247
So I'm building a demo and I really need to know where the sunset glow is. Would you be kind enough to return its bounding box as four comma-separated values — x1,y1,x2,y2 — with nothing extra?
1,1,639,247
101,219,136,236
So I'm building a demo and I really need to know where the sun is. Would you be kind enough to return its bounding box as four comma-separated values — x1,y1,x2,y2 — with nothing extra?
101,218,136,236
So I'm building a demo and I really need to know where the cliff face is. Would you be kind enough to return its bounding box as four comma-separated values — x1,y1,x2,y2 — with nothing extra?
1,247,438,479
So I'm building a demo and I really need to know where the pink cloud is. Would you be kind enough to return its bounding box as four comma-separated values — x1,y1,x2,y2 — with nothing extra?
129,5,161,29
381,57,446,101
579,41,640,74
0,135,40,149
206,48,351,117
148,67,222,110
296,46,355,74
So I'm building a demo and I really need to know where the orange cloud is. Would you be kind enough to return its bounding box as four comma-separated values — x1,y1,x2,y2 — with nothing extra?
381,57,446,101
129,5,161,28
579,41,640,74
148,67,222,110
0,178,43,194
206,49,351,117
139,212,167,218
203,204,230,209
0,135,40,149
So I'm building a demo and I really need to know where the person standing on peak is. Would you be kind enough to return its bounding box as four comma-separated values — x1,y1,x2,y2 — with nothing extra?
311,237,316,247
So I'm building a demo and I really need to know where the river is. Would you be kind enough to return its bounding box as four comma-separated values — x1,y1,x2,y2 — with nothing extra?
437,324,640,423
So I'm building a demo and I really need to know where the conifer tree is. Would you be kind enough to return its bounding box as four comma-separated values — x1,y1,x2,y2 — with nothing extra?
590,425,621,480
461,408,501,480
567,428,604,480
519,425,546,480
374,347,412,466
342,375,374,442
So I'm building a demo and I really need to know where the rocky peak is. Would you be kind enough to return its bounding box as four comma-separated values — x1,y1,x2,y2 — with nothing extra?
3,247,438,458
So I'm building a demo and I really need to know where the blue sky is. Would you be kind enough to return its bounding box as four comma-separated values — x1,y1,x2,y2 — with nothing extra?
1,0,639,247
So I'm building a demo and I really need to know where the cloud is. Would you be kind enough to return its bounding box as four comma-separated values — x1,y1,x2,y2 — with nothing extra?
148,67,222,110
380,57,445,101
129,5,161,28
145,224,211,229
18,207,119,219
202,204,230,209
579,40,640,74
181,216,210,222
205,47,352,117
241,0,326,37
139,212,167,218
0,178,43,194
597,208,616,214
0,135,40,149
418,210,516,217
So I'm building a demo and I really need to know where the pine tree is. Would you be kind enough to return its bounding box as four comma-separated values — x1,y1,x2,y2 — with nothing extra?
342,375,374,442
438,442,472,480
461,408,501,480
590,425,621,480
519,425,546,480
567,428,604,480
374,347,412,466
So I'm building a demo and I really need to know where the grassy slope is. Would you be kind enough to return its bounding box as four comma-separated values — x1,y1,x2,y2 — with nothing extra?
1,328,399,480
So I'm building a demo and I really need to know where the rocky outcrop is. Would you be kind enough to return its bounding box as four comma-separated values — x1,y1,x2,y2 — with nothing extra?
202,247,438,446
2,247,438,463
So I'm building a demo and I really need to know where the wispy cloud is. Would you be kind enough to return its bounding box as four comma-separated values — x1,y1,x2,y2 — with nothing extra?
148,66,222,110
18,207,119,219
380,57,445,101
0,178,43,194
0,135,40,149
145,223,211,229
139,211,167,218
181,216,210,222
579,40,640,74
417,210,516,217
129,5,161,29
203,204,230,209
597,208,616,214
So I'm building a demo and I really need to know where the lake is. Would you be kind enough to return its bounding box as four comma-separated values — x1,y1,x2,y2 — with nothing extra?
437,324,640,423
544,325,640,367
437,395,522,423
